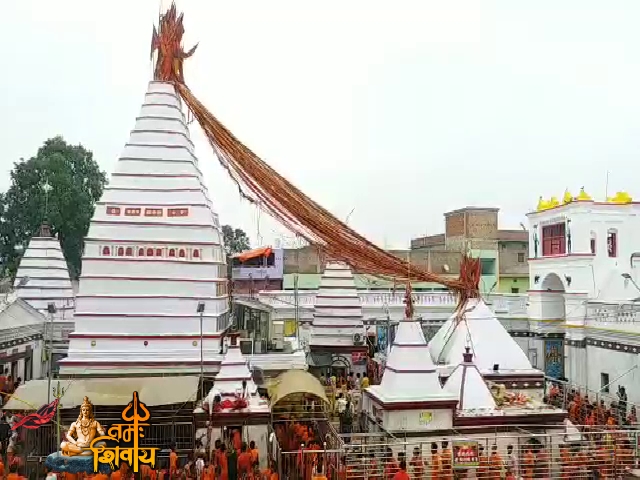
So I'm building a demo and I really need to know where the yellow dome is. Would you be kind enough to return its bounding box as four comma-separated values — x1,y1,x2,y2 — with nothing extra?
563,189,573,204
548,196,560,208
576,187,592,201
607,191,633,204
537,196,550,211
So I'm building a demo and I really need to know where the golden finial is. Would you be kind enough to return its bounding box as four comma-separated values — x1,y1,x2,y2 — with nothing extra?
608,191,633,204
563,189,573,204
537,196,549,211
576,187,592,201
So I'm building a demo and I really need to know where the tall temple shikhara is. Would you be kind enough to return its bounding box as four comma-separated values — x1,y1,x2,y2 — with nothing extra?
14,222,75,361
59,81,230,377
309,262,367,371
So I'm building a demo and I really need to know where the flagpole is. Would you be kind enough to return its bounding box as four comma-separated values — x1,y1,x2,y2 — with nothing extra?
53,381,66,455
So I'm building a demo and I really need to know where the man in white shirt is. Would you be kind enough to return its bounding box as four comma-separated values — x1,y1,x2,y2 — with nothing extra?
195,456,205,480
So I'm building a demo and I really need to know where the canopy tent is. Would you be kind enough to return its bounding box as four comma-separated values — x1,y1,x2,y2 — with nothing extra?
4,376,200,410
269,370,329,409
235,247,273,263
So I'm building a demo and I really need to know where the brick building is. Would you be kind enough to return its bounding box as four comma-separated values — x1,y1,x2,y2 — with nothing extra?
411,207,529,294
281,207,528,294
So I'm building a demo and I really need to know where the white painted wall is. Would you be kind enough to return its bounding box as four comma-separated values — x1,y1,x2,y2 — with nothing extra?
528,201,640,301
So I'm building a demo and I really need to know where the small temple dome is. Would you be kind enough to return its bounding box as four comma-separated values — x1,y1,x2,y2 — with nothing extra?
562,189,573,204
366,317,456,404
429,298,534,372
444,348,497,411
607,191,633,204
536,196,549,211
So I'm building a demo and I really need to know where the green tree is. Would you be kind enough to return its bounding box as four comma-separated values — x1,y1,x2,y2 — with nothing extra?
0,136,107,279
221,225,250,256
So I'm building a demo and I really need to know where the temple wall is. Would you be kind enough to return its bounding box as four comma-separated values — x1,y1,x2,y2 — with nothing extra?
564,344,587,387
584,345,640,400
385,409,453,432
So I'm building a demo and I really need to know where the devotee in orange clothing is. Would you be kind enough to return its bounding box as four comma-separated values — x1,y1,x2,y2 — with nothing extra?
203,463,215,480
110,468,122,480
410,447,425,480
93,474,109,480
7,464,26,480
218,444,229,480
392,461,410,480
440,441,452,480
488,445,502,480
384,448,398,480
535,448,549,478
429,443,442,480
312,461,327,480
522,449,535,479
233,429,242,453
238,443,253,479
249,440,259,468
170,446,179,478
477,446,489,479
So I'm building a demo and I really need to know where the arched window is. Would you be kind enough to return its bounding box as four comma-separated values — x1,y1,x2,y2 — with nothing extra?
179,249,186,258
169,249,176,257
147,248,154,257
156,248,163,257
138,248,145,256
125,247,133,256
607,229,618,257
590,231,597,255
117,247,124,257
102,246,110,256
193,249,200,259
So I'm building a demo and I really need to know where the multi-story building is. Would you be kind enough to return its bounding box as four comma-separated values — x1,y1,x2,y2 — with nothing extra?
230,247,284,294
411,207,529,294
527,188,640,402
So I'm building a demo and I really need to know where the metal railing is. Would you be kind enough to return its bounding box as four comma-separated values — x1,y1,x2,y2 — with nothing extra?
257,291,528,316
279,427,640,479
545,377,638,424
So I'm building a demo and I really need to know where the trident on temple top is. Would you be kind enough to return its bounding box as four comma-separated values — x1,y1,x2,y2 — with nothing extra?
403,283,414,320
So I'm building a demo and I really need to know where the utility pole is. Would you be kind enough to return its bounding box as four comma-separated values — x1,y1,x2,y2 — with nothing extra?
197,302,205,399
46,302,57,403
53,381,65,454
294,274,299,344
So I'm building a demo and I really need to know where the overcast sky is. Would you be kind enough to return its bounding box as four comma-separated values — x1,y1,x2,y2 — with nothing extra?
3,1,640,249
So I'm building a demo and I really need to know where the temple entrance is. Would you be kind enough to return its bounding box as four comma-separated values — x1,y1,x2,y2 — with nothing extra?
540,273,566,320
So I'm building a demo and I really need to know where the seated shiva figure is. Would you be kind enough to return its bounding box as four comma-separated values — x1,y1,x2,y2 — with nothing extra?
60,396,107,456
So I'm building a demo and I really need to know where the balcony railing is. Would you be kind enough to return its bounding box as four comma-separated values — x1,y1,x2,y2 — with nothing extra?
254,290,529,317
585,302,640,332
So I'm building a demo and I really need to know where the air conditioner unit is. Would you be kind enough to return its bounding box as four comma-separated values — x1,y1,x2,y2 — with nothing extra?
353,333,364,345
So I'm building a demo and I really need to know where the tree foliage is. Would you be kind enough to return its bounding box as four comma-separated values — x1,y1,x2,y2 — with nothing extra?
0,136,107,279
221,225,250,256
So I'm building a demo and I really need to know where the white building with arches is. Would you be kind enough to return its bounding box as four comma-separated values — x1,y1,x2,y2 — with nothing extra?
527,188,640,402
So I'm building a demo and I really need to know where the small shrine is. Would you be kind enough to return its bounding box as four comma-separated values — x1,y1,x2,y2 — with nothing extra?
444,347,566,428
429,298,546,401
200,332,269,466
362,286,458,434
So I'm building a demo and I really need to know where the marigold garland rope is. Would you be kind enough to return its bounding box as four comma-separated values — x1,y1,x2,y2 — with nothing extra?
151,3,481,307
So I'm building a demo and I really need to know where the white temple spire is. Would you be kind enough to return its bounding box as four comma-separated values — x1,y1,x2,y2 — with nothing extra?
429,298,534,372
60,81,229,377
